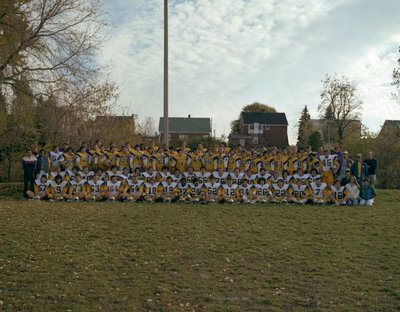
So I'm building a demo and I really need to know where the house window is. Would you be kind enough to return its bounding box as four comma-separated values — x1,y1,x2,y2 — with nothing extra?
264,125,270,130
168,134,172,141
179,134,189,141
239,139,245,145
254,123,259,133
252,136,258,144
203,135,209,138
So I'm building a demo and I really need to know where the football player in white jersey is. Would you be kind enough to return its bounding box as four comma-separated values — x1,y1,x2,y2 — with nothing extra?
288,178,311,204
68,174,86,201
78,166,95,182
310,177,329,205
144,177,160,203
202,175,223,203
177,177,192,202
221,176,239,203
238,178,254,203
49,175,69,200
141,167,157,183
85,174,105,201
252,177,272,203
48,146,64,172
319,149,339,187
195,166,212,184
182,166,196,184
187,178,206,203
292,168,310,186
157,166,171,182
229,168,244,185
27,174,52,200
105,175,123,201
329,180,350,205
212,167,229,185
124,174,144,202
157,176,179,202
270,178,289,204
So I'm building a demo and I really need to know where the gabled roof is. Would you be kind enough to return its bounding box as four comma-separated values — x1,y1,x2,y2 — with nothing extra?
384,120,400,129
242,112,288,125
159,117,211,133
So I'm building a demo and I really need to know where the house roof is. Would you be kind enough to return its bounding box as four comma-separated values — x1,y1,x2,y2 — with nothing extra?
242,112,288,125
159,117,211,133
228,133,251,139
384,120,400,129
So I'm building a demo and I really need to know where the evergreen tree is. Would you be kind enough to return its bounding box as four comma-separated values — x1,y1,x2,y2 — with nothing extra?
296,105,311,149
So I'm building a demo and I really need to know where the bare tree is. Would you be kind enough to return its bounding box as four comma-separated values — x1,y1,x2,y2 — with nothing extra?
319,74,362,145
393,46,400,104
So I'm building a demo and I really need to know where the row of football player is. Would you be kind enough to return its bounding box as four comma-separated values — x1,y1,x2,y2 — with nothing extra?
42,165,326,188
45,144,340,177
27,171,375,206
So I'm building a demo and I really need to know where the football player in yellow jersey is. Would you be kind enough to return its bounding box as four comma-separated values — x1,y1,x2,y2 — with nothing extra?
203,149,217,173
102,146,118,170
296,151,308,172
306,153,321,173
152,148,167,171
75,148,90,171
320,149,339,187
130,145,143,170
259,151,274,173
225,149,240,173
284,151,297,175
117,146,131,171
273,151,285,174
60,148,76,170
93,145,107,171
188,148,203,172
239,150,250,172
173,149,188,173
141,147,153,171
214,147,226,170
249,153,261,174
165,146,177,171
177,141,191,154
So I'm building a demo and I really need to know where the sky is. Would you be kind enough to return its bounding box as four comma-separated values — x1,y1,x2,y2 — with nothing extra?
97,0,400,144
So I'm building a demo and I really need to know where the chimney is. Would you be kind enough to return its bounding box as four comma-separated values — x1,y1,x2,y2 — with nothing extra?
188,114,191,118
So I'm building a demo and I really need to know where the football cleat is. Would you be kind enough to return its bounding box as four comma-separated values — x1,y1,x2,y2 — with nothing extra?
340,201,346,205
191,198,200,203
57,197,64,201
227,198,234,204
259,199,266,204
89,196,96,202
126,197,136,203
72,197,80,202
209,198,215,204
33,196,41,201
108,196,115,203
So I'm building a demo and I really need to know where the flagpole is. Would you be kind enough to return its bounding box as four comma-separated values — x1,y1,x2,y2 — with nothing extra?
163,0,169,145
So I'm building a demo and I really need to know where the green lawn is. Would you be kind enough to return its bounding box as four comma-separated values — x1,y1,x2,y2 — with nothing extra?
0,187,399,311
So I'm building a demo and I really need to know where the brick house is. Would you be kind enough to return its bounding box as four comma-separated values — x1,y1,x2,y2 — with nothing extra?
229,112,288,148
158,115,212,145
379,120,400,137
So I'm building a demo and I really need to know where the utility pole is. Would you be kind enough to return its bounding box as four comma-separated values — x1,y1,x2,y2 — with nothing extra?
163,0,169,145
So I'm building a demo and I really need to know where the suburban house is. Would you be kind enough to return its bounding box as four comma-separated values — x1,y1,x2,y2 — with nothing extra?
379,120,400,137
158,115,212,145
229,112,288,148
310,119,362,140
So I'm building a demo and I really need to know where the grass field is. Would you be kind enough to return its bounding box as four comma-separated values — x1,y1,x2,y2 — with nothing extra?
0,185,399,311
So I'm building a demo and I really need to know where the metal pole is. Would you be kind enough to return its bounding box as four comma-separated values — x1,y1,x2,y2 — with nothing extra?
163,0,169,145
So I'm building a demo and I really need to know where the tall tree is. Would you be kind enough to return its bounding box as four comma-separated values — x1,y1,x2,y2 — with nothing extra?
319,74,362,145
393,46,400,104
230,102,277,134
296,105,311,149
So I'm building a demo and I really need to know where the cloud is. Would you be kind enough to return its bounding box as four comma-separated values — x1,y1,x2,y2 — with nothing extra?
98,0,400,144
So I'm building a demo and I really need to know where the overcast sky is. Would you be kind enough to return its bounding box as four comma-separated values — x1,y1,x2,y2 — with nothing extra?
97,0,400,144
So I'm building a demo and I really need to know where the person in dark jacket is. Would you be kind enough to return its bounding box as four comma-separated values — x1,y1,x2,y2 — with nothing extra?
351,153,368,185
22,149,37,197
363,151,378,187
36,149,50,179
359,178,376,206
